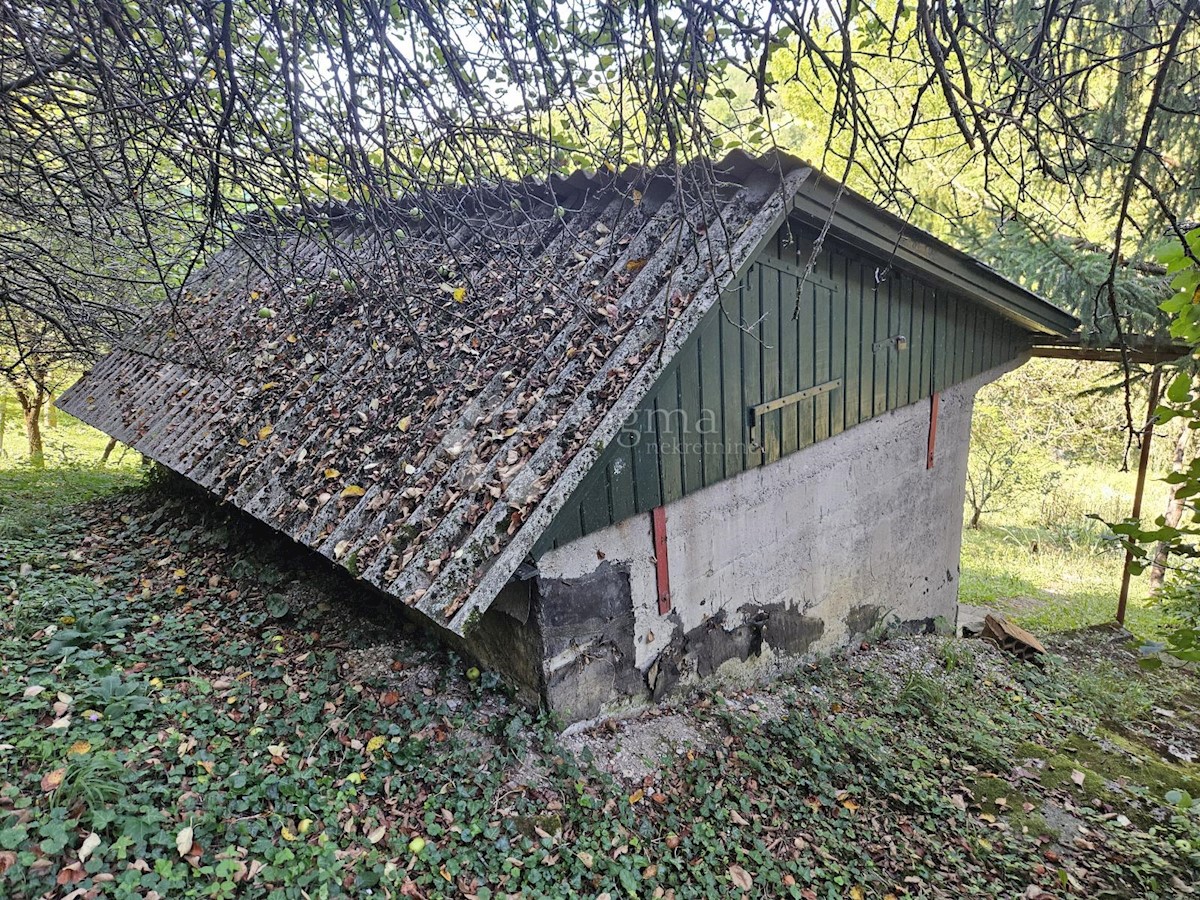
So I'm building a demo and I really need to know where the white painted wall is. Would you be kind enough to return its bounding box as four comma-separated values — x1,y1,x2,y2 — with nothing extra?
538,358,1024,690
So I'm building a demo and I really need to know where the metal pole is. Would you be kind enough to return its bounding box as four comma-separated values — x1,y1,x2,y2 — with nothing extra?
1117,366,1162,626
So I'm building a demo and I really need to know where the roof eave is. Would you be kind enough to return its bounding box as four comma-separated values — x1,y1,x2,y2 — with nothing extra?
1031,334,1192,365
787,174,1080,338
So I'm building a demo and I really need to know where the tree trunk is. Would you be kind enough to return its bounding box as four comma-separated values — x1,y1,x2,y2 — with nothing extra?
22,400,44,467
45,394,57,428
969,506,982,529
8,373,48,468
99,436,118,466
1149,421,1194,592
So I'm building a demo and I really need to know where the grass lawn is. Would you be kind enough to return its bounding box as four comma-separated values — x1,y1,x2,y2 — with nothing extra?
0,389,142,472
960,461,1176,641
2,438,1200,896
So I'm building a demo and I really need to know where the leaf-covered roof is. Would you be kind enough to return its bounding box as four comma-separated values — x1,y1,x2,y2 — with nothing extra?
59,151,1075,635
61,153,812,634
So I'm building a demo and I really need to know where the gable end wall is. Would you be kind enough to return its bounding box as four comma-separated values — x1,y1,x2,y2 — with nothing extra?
537,223,1033,553
530,357,1023,723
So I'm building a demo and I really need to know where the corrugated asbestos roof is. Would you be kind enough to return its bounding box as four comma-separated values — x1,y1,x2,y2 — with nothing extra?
59,151,1076,636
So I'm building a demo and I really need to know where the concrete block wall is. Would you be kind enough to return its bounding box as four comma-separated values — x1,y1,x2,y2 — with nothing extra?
532,358,1024,723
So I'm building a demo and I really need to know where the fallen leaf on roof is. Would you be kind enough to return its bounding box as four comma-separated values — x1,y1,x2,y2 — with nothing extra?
341,485,365,498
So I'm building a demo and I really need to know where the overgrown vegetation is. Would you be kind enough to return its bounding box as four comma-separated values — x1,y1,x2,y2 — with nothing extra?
3,448,1200,896
960,359,1174,639
0,389,139,472
1104,227,1200,664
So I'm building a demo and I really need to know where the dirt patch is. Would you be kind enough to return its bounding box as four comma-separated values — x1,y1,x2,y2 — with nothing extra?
563,710,711,782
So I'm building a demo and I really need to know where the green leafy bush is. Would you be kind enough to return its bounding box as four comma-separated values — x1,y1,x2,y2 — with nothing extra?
1109,226,1200,663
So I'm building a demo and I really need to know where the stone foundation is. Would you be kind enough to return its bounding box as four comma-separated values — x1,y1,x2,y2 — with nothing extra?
458,360,1022,724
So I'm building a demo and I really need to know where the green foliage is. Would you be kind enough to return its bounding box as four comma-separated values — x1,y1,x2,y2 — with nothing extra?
965,401,1049,528
4,441,1200,896
1106,227,1200,664
1161,230,1200,345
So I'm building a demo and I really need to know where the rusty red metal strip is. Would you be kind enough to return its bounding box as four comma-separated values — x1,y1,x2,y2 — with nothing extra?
650,506,671,614
927,392,940,470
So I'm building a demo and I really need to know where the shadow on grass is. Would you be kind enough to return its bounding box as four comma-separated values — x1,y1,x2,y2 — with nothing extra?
0,463,145,537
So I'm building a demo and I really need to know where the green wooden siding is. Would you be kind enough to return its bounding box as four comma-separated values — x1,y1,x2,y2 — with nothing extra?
534,227,1032,556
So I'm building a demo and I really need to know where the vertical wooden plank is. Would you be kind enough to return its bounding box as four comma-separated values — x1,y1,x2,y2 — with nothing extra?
814,279,832,442
630,405,662,513
656,377,684,504
798,268,816,448
697,312,724,487
678,338,703,495
934,289,951,393
975,307,988,377
779,268,800,456
720,288,745,479
945,297,957,387
956,302,969,383
553,497,583,546
988,312,1000,370
953,299,968,386
842,251,862,430
902,274,916,408
908,279,926,401
928,285,941,394
608,447,636,525
873,273,889,417
857,260,875,422
760,263,781,464
964,302,977,382
743,265,763,469
578,468,613,535
885,276,900,411
925,283,938,394
829,249,846,437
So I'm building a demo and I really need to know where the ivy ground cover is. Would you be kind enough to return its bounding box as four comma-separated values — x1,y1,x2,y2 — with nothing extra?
2,469,1200,898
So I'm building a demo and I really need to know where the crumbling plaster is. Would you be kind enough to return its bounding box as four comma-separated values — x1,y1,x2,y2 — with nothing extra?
533,356,1026,720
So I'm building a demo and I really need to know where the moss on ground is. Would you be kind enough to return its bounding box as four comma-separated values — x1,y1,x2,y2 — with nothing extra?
969,775,1050,837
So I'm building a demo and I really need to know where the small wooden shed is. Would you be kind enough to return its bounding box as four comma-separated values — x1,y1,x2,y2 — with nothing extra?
60,152,1079,723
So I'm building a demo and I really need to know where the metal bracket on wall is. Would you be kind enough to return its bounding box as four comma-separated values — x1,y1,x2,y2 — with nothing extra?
872,334,909,353
747,379,842,450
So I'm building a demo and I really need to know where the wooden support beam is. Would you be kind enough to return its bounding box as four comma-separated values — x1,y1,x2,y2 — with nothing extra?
651,506,671,615
1117,367,1162,626
927,393,940,470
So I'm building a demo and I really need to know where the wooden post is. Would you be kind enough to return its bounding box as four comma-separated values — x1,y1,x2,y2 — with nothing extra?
1117,367,1162,626
650,506,671,615
926,393,940,470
